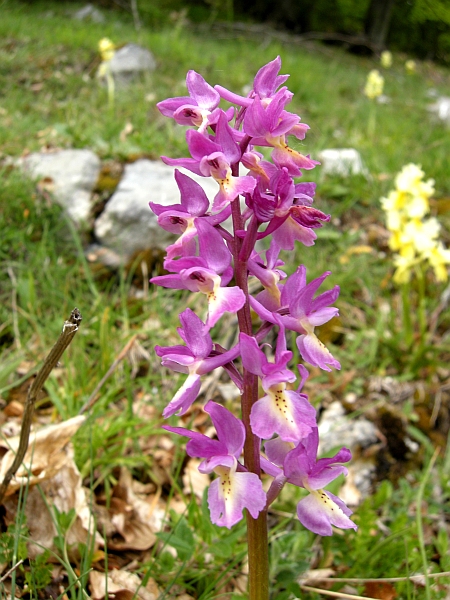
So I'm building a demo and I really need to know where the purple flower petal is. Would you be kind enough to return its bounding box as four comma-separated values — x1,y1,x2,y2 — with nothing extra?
186,70,220,111
297,333,341,372
250,387,316,442
264,437,293,467
157,96,192,117
206,285,246,327
178,308,212,358
208,465,266,528
162,373,202,418
162,425,227,458
253,56,289,98
205,400,245,458
296,490,357,536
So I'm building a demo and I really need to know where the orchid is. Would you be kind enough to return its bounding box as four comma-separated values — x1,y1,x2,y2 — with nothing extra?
164,401,266,528
149,169,231,260
240,330,316,442
152,57,354,599
155,309,240,417
157,70,231,134
264,429,356,536
250,266,341,371
151,219,246,326
161,112,256,212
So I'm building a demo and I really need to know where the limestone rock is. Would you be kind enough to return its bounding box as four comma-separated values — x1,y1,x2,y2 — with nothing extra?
318,401,378,454
318,148,367,177
19,150,101,225
108,44,156,86
94,159,218,259
73,4,105,23
428,96,450,125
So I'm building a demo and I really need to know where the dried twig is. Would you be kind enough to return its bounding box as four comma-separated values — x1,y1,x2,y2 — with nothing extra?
79,334,138,415
7,267,21,350
0,308,82,504
0,559,24,582
299,586,377,600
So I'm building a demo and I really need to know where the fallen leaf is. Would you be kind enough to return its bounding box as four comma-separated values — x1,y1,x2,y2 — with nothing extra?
103,468,158,551
364,581,397,600
119,121,133,142
3,401,24,418
89,569,160,600
182,458,210,499
4,443,102,559
0,415,86,494
298,568,335,585
339,245,374,264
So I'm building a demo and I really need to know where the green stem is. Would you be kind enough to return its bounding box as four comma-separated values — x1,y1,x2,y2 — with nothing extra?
401,282,413,348
230,191,269,600
367,102,376,140
416,265,427,349
416,449,439,600
106,70,115,113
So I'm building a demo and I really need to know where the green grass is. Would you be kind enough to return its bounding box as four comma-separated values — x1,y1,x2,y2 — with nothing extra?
1,0,450,598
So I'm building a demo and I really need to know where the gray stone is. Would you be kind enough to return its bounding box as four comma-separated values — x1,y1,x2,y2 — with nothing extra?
19,150,100,225
318,148,368,177
94,160,218,260
73,4,105,23
428,96,450,124
318,401,378,454
108,44,156,86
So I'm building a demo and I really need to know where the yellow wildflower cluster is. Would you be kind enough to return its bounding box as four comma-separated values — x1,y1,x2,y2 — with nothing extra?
364,69,384,100
380,50,392,68
405,59,416,74
381,164,450,283
98,37,115,62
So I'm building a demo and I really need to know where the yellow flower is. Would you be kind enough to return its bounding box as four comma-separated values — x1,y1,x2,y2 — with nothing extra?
405,59,416,74
399,218,441,255
381,163,449,283
98,38,115,62
380,51,392,68
364,69,384,99
393,254,418,284
425,244,450,281
395,163,434,202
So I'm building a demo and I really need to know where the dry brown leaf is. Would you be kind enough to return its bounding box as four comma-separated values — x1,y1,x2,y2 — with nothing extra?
119,121,134,142
3,401,23,418
3,444,102,559
299,568,336,585
105,468,158,551
364,581,397,600
182,458,210,499
339,245,374,264
89,569,160,600
0,415,86,494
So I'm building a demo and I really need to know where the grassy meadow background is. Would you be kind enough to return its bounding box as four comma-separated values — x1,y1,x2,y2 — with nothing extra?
1,1,450,598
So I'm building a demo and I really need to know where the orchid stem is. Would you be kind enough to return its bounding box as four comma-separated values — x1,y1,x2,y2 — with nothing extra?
231,193,270,600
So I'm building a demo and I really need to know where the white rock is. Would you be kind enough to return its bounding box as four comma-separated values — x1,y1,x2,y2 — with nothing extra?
318,401,378,454
94,160,218,259
108,44,156,86
428,96,450,124
19,150,100,225
73,4,104,23
318,148,368,177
